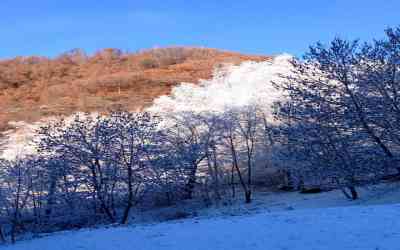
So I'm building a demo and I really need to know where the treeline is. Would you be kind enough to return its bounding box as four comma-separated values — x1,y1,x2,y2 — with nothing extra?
1,26,400,243
0,107,275,243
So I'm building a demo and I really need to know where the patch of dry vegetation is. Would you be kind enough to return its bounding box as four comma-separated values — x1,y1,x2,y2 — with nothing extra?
0,47,270,131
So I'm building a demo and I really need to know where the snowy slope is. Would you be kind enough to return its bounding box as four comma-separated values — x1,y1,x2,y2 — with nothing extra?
0,112,99,160
148,54,292,116
3,203,400,250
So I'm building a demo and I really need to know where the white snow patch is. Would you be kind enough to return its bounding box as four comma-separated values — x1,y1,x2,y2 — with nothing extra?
148,54,292,118
0,121,42,160
0,112,100,161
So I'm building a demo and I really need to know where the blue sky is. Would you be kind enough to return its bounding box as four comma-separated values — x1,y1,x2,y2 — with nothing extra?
1,0,399,58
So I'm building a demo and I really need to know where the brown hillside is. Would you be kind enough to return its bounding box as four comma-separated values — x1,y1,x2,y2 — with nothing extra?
0,47,270,131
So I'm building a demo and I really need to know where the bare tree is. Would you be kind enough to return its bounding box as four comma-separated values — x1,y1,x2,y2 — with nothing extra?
0,159,35,243
107,111,161,224
38,114,118,222
165,112,208,200
274,31,400,199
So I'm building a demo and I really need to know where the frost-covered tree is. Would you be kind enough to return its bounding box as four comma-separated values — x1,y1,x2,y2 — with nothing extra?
106,111,163,223
354,27,400,167
275,27,400,199
219,105,273,203
0,158,37,243
35,111,199,225
164,112,208,200
37,114,119,222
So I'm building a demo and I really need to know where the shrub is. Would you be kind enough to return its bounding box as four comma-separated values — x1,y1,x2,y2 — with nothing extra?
143,47,194,67
140,58,159,69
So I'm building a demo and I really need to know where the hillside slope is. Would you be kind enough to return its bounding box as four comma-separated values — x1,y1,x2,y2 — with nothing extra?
3,203,400,250
0,47,269,132
3,182,400,250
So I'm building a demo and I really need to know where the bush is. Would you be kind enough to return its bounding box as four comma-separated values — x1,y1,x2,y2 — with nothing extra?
140,58,159,69
143,47,194,67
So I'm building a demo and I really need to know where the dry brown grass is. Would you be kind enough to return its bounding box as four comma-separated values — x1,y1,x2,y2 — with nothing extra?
0,47,270,131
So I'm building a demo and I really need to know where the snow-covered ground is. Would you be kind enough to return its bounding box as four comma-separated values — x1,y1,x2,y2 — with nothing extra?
3,204,400,250
129,181,400,224
3,182,400,250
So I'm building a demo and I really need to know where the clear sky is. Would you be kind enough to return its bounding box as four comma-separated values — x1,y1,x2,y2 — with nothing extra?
1,0,399,59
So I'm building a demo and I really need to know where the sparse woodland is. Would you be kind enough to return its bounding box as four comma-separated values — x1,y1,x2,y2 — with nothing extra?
1,27,400,244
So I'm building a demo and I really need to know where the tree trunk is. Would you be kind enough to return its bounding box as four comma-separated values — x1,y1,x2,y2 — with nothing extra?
231,164,236,198
121,160,135,224
0,225,6,244
348,186,358,200
91,162,115,223
121,202,132,224
99,198,116,223
211,146,221,201
183,163,198,200
230,137,251,203
245,190,252,203
10,216,19,244
340,185,358,200
45,177,57,217
11,225,16,244
206,150,220,201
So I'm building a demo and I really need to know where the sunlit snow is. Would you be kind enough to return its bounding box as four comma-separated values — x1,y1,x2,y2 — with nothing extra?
148,54,292,116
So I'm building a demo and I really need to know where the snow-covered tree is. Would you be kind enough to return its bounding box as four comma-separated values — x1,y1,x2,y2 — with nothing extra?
275,28,400,199
37,114,119,222
106,111,162,223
